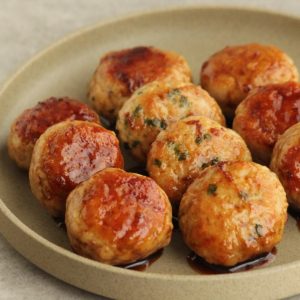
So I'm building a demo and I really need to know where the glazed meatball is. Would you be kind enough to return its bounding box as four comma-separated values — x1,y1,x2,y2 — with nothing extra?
271,123,300,210
179,161,287,267
7,97,100,169
201,43,299,119
147,116,251,209
117,81,225,162
233,81,300,165
29,120,123,217
65,168,173,265
88,46,192,121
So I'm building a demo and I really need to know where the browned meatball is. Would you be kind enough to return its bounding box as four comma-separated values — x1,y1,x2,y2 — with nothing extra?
147,116,251,210
271,123,300,210
88,46,192,121
179,161,287,267
7,97,100,169
233,81,300,165
65,168,173,265
201,44,299,119
29,120,123,217
117,81,225,163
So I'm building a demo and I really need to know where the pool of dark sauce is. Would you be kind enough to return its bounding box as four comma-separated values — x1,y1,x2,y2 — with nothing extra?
288,206,300,231
187,248,277,274
172,216,179,229
53,217,66,230
119,249,163,271
126,165,148,176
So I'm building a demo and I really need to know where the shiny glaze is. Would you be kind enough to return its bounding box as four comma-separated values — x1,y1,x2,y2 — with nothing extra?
279,146,300,194
238,82,300,148
179,161,287,266
187,249,276,274
201,44,298,103
42,122,123,201
81,169,167,249
119,249,163,271
104,47,168,96
15,97,99,143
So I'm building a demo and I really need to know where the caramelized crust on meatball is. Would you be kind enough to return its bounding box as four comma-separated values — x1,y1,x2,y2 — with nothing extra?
179,161,287,267
65,168,173,265
147,116,251,209
117,81,225,162
88,46,192,121
271,123,300,210
201,43,299,119
29,120,123,217
233,81,300,165
7,97,100,169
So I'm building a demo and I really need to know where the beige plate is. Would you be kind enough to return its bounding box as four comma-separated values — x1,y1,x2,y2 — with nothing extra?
1,6,300,300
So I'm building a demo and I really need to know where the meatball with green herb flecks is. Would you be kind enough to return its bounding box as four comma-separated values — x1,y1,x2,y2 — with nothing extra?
147,116,251,210
117,81,225,162
201,43,299,119
179,161,287,266
88,46,192,122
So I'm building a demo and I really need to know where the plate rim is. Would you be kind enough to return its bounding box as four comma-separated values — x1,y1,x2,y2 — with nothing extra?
0,3,300,287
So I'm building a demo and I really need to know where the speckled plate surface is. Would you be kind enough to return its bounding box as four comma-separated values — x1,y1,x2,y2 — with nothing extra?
1,6,300,300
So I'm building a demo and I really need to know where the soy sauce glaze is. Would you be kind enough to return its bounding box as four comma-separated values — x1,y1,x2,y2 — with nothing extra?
119,249,163,271
287,206,300,231
187,248,277,274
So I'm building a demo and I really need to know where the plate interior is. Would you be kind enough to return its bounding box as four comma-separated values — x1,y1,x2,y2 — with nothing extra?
1,7,300,277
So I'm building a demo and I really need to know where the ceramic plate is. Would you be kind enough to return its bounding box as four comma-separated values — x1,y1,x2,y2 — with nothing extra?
1,6,300,300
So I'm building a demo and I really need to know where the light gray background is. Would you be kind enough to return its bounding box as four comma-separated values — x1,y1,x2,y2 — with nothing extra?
1,0,300,299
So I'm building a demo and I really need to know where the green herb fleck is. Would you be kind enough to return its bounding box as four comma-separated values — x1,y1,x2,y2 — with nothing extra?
178,152,187,161
153,159,162,167
172,144,188,161
195,136,203,144
160,119,167,130
201,157,219,169
133,105,142,117
174,144,181,156
167,140,176,147
179,95,189,107
131,140,141,148
207,184,217,195
239,191,249,200
255,224,263,237
167,88,181,99
144,118,160,127
210,157,219,166
201,162,210,169
203,133,212,140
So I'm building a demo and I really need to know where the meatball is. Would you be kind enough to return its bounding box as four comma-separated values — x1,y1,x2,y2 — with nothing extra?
88,46,192,121
147,116,251,209
179,161,287,267
29,120,123,217
233,81,300,165
65,168,173,265
7,97,100,169
117,81,225,162
271,123,300,210
201,43,299,119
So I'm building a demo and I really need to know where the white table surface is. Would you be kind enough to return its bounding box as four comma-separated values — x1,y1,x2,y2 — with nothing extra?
1,0,300,299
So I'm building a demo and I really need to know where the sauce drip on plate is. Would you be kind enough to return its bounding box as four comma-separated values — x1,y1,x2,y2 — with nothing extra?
187,249,277,274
